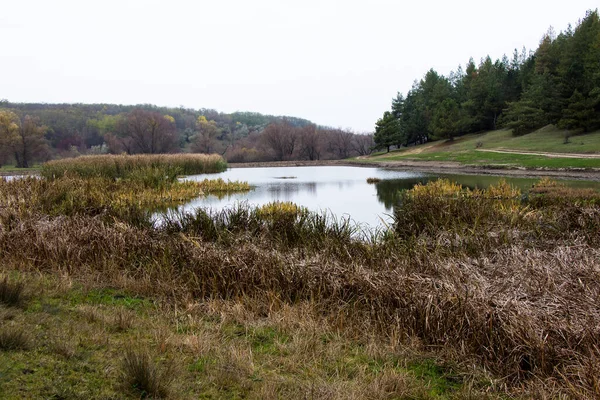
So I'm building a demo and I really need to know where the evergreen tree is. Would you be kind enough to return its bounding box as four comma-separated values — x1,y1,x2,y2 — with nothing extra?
559,89,600,132
377,10,600,141
374,111,401,152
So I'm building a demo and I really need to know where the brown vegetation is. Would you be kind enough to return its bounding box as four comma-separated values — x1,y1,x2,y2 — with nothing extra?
0,326,31,351
122,349,175,398
0,277,25,307
1,176,599,397
41,153,228,180
109,109,178,154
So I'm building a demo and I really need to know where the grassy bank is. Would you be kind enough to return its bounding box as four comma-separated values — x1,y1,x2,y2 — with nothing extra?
367,126,600,169
1,176,600,398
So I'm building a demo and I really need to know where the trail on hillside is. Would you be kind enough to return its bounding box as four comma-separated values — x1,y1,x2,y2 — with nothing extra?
476,149,600,159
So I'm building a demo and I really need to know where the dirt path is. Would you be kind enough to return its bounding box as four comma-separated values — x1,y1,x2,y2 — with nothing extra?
476,149,600,159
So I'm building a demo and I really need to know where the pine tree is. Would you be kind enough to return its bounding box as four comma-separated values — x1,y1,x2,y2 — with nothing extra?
374,112,401,152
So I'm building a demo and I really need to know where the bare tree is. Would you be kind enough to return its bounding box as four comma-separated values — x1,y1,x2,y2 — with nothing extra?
298,124,321,160
326,128,354,159
261,121,299,161
352,133,375,156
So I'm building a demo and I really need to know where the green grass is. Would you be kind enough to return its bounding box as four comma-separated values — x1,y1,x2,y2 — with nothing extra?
468,126,600,153
365,126,600,169
384,150,600,169
0,164,40,173
0,273,481,399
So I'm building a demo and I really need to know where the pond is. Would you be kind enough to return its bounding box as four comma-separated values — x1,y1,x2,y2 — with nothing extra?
178,166,600,230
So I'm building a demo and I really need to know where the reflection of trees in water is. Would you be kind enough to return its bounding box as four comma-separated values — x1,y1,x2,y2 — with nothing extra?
267,182,318,198
304,182,317,195
267,183,300,201
375,175,540,212
374,178,432,210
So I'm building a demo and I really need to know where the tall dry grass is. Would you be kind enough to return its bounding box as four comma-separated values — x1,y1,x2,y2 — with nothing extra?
0,174,249,225
0,277,25,307
41,154,228,181
1,177,600,396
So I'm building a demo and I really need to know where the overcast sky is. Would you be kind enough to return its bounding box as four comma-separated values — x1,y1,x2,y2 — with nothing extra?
0,1,597,131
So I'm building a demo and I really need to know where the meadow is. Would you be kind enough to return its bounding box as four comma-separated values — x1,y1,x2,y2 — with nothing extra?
367,126,600,170
1,155,599,398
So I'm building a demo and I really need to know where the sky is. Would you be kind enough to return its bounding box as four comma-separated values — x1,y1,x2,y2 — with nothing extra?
0,1,598,132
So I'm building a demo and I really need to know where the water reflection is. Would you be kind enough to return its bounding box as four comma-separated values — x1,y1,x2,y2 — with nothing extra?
373,178,431,210
179,166,600,229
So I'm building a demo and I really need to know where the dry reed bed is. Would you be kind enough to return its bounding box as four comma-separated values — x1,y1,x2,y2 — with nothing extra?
0,175,249,217
41,153,228,180
1,213,599,397
1,177,600,397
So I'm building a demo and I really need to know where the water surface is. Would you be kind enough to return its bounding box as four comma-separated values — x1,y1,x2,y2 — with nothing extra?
180,166,600,229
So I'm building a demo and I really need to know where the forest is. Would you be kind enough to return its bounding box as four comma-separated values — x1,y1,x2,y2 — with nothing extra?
0,101,374,168
375,9,600,152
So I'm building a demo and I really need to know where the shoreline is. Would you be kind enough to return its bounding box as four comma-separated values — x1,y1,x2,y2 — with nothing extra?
0,170,39,177
229,159,600,181
4,159,600,181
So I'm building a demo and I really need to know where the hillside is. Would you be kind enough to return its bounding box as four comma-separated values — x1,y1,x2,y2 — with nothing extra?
0,101,372,167
366,126,600,169
374,10,600,156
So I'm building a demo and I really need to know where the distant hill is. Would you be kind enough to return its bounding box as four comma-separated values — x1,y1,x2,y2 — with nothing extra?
0,100,372,166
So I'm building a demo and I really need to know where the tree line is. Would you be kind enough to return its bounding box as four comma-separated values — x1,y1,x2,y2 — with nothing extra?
374,9,600,152
0,101,373,168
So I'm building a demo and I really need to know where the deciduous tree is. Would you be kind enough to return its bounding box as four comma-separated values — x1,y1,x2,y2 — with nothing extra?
0,110,49,168
121,109,178,154
261,121,299,161
191,116,220,153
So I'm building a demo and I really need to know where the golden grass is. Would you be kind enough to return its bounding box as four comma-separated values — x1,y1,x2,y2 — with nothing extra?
41,153,228,180
197,178,251,193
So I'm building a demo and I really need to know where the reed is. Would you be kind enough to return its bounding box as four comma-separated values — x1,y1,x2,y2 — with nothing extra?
41,154,228,182
197,178,251,193
0,174,251,225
